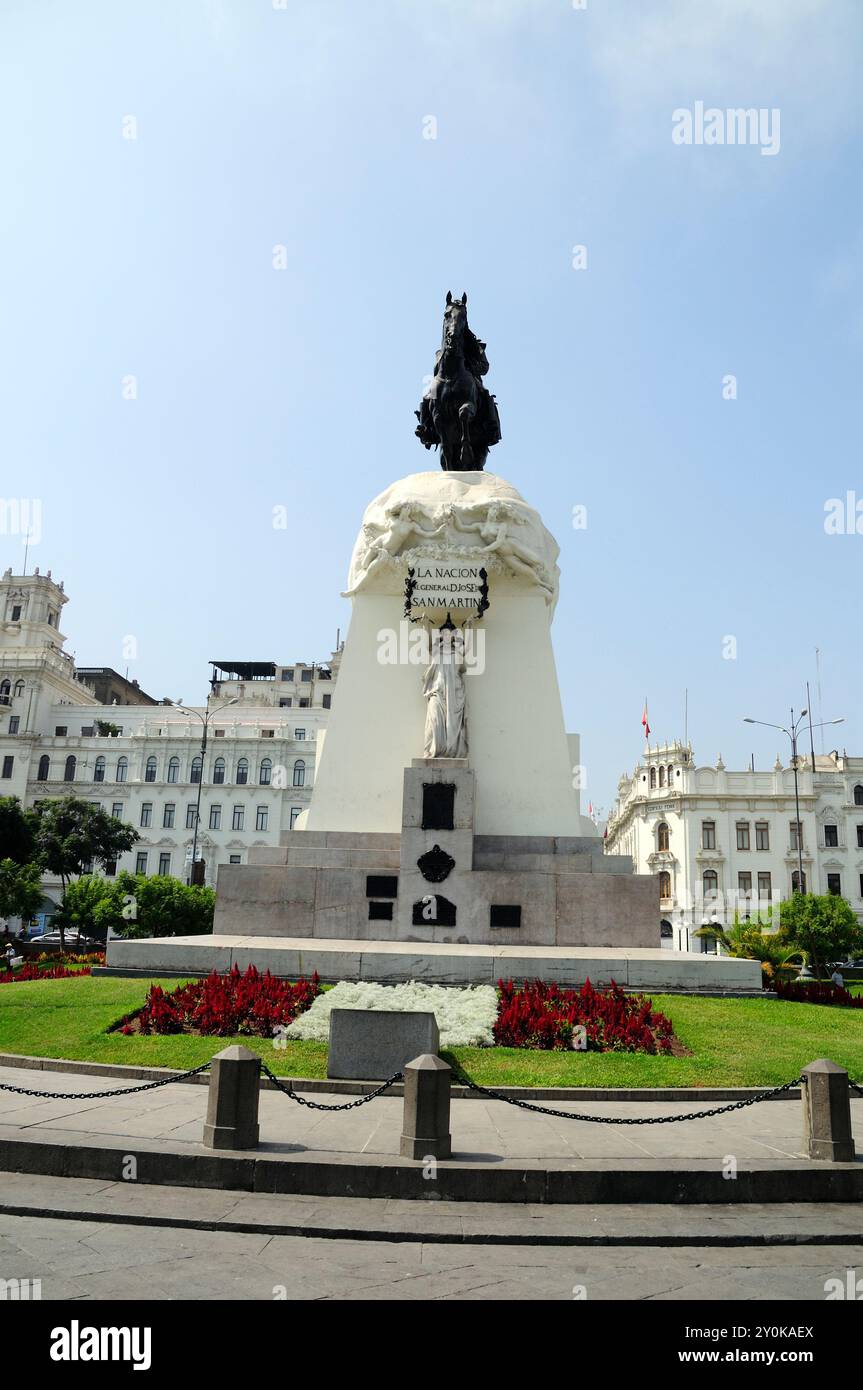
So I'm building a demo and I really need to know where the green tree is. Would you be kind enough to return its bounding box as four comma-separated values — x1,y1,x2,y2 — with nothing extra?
694,917,802,988
0,796,39,864
55,874,125,944
0,858,44,926
109,872,215,939
778,893,863,980
33,797,138,947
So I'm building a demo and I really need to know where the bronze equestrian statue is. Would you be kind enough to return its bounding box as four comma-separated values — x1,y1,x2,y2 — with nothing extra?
415,292,501,471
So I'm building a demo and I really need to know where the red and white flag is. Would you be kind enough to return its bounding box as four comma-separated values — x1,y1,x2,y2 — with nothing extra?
641,700,651,740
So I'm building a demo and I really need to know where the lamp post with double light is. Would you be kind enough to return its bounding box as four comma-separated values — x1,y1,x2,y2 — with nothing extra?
177,698,238,885
742,710,844,895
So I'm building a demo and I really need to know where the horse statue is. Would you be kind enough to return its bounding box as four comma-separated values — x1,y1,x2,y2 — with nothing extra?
415,292,501,471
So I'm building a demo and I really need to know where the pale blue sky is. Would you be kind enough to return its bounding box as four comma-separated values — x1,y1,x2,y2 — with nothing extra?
2,1,862,811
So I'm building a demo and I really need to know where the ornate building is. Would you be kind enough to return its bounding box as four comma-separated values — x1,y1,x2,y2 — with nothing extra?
605,740,863,951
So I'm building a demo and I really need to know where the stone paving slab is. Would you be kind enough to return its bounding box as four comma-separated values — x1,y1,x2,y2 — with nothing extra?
2,1063,861,1204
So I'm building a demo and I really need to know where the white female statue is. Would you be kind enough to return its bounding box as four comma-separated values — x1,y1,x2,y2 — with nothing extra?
422,624,467,759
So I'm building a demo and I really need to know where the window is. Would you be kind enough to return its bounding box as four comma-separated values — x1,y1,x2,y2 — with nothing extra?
792,869,807,893
0,680,9,703
64,755,76,781
658,765,665,787
658,870,671,899
232,805,244,830
667,764,673,784
167,757,179,784
736,822,750,851
860,873,863,899
10,606,21,622
37,754,50,780
292,759,305,788
738,871,752,895
104,860,117,877
294,728,306,741
163,803,175,828
281,669,294,682
790,820,803,850
140,803,152,828
229,854,242,864
755,822,769,850
855,785,863,807
112,802,123,819
289,806,302,829
8,716,19,734
757,871,772,898
649,766,656,789
135,851,148,875
55,725,67,736
259,758,272,785
261,728,275,739
94,755,105,782
1,755,13,779
116,757,128,783
301,669,312,682
322,693,332,709
186,803,197,829
236,757,249,785
702,821,716,850
702,869,719,901
657,822,670,851
158,852,171,876
827,872,842,896
209,805,221,830
191,755,202,784
299,698,309,708
214,729,225,738
144,756,157,782
213,757,226,785
857,826,863,849
256,806,269,831
824,824,839,848
279,698,292,708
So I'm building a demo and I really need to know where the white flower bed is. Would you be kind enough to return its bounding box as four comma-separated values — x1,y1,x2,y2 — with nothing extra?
285,980,497,1047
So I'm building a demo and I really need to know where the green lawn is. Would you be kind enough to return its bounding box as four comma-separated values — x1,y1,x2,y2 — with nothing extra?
1,974,863,1088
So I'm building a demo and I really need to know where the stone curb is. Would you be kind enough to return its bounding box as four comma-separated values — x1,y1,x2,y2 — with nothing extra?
2,1199,862,1247
1,1131,860,1205
0,1053,803,1103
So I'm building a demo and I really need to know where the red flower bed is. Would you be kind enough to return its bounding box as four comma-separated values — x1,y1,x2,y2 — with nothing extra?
117,964,321,1037
775,979,863,1009
494,978,676,1053
0,963,93,985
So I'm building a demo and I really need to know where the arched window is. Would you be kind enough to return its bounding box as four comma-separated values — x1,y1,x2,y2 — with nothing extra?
167,756,179,784
190,756,202,784
64,755,76,782
702,869,719,902
649,766,656,789
660,919,673,940
657,822,670,851
259,757,272,786
667,764,674,784
145,756,157,783
659,765,665,787
13,680,24,697
116,756,128,783
0,680,10,703
792,869,807,893
855,785,863,807
236,757,249,785
37,754,50,780
94,755,106,782
659,870,671,899
213,757,226,785
292,759,305,788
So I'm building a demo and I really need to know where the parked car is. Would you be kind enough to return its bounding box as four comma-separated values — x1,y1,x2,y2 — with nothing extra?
28,928,99,949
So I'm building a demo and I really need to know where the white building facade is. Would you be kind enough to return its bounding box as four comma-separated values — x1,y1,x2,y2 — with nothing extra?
605,740,863,952
0,568,339,919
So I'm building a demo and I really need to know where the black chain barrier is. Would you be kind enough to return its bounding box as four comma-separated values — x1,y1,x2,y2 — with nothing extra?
0,1061,212,1102
447,1067,805,1125
261,1063,402,1110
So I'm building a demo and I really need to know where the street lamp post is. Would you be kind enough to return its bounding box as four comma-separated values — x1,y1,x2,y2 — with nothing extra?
743,710,844,895
177,698,238,885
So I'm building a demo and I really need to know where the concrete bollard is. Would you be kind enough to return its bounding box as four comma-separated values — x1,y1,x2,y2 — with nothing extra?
801,1058,855,1162
203,1045,261,1150
400,1053,452,1160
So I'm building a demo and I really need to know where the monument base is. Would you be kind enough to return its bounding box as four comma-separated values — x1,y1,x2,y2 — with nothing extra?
102,933,762,993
